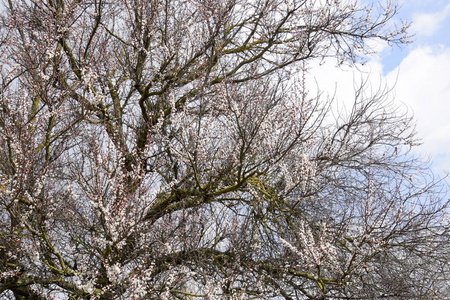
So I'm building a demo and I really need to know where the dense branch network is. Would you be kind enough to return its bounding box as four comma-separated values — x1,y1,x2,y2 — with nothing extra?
0,0,448,299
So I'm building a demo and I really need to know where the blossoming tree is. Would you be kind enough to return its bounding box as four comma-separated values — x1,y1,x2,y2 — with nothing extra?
0,0,449,299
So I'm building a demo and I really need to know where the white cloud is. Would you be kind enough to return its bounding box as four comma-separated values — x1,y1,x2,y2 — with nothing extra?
410,4,450,37
306,59,385,124
307,45,450,176
307,56,385,98
386,45,450,175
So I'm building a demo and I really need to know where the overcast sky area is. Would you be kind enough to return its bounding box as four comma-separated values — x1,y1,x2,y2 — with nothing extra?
309,0,450,186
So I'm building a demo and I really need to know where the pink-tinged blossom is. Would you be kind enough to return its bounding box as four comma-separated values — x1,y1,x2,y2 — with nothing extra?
0,0,447,299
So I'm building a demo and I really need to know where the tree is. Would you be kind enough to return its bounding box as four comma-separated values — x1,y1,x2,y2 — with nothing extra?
0,0,448,299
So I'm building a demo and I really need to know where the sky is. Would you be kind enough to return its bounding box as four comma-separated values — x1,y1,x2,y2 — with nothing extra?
310,0,450,184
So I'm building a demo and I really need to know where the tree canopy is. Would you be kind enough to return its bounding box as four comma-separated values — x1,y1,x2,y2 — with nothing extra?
0,0,449,299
